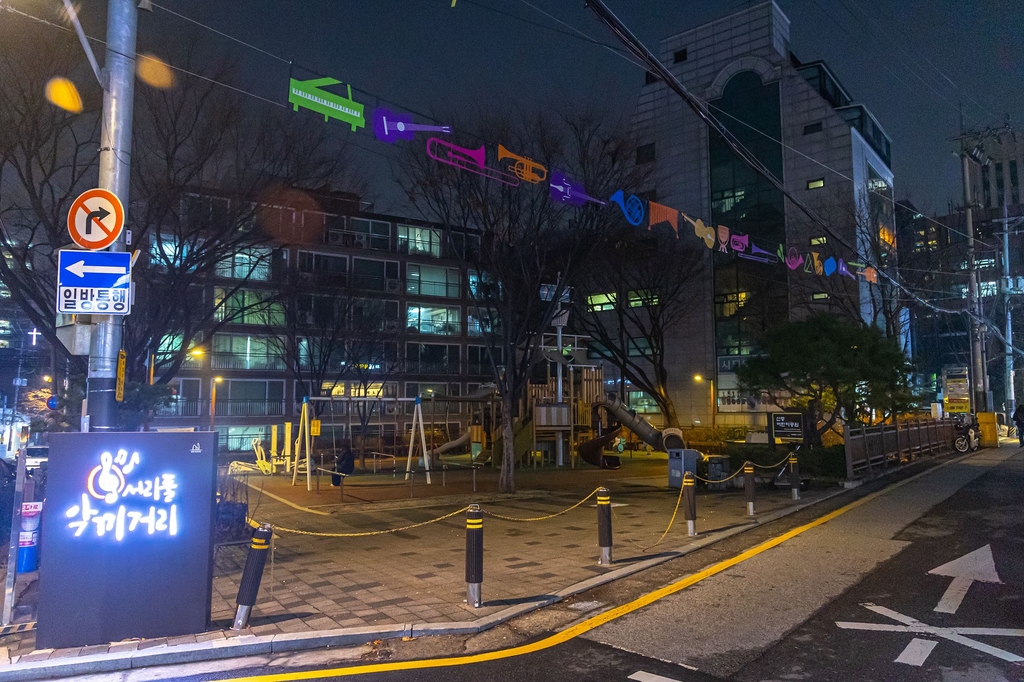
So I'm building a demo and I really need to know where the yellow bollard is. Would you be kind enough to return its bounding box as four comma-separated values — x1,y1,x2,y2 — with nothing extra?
284,422,292,473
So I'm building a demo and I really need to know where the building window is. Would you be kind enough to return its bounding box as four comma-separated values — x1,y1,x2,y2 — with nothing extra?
644,71,659,85
811,292,830,301
627,391,660,414
407,264,460,298
627,338,651,357
347,218,392,250
982,164,992,207
216,248,271,280
406,343,460,374
807,178,825,190
467,312,499,337
211,334,284,371
221,379,285,416
406,305,460,335
397,224,442,257
635,143,656,165
628,290,658,307
802,122,823,135
214,288,284,326
810,236,828,246
673,48,687,63
297,251,347,279
352,258,399,291
587,293,616,312
995,162,1005,206
467,346,502,374
1010,160,1020,204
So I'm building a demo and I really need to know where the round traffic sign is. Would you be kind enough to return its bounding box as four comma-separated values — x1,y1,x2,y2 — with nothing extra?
67,188,125,250
46,395,60,410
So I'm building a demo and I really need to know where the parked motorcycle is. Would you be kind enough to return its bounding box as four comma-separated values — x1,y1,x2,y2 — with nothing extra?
953,413,980,453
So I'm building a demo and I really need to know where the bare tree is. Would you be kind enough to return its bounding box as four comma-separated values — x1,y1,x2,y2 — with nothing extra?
572,224,708,426
0,25,356,384
398,109,640,492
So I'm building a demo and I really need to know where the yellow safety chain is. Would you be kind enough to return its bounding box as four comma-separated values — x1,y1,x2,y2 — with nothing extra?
616,476,687,553
481,487,604,522
749,453,796,470
688,466,744,484
248,506,470,538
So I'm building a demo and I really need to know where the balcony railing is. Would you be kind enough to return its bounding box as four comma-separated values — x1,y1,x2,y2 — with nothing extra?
211,353,286,371
217,399,286,417
407,279,459,298
405,360,460,375
155,353,203,371
155,399,202,417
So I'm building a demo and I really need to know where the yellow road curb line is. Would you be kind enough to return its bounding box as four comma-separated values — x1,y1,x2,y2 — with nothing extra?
216,450,982,682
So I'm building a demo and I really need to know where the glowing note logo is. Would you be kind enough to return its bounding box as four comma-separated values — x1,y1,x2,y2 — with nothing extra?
67,448,178,541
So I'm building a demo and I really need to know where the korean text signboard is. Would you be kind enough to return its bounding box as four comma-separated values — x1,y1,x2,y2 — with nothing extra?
57,249,132,315
36,432,217,649
770,412,804,442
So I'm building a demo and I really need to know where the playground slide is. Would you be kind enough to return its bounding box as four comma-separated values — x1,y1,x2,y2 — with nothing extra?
577,426,623,469
575,393,686,468
428,430,471,457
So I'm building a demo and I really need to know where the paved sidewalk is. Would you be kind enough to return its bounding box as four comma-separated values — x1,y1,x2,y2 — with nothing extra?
0,461,832,666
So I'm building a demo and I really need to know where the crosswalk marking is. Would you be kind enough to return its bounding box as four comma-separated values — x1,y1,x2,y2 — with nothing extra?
894,638,938,666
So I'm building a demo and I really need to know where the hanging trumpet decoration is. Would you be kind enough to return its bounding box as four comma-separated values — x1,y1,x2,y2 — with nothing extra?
426,138,520,186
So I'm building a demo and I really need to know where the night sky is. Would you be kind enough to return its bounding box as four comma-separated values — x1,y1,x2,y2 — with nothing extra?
88,0,1024,216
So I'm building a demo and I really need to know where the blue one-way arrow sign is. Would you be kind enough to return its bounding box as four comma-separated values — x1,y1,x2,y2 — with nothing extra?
57,249,132,315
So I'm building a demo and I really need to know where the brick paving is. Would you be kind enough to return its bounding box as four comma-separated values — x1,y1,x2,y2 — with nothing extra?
0,458,832,661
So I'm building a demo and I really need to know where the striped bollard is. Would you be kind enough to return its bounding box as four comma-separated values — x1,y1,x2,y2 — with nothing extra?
597,487,612,565
788,455,800,501
232,523,273,630
743,463,755,516
683,472,697,536
465,504,483,608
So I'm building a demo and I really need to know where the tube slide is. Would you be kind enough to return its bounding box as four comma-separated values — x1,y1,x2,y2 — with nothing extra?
575,393,686,468
428,430,471,457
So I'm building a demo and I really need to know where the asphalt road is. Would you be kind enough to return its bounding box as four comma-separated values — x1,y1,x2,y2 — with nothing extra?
79,449,1022,682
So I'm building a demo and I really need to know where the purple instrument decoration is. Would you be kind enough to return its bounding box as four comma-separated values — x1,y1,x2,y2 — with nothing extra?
837,259,856,279
730,233,749,253
549,170,606,207
374,107,451,144
784,246,805,270
737,242,779,264
425,138,519,186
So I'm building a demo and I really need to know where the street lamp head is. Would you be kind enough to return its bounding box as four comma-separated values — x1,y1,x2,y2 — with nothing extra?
214,376,223,383
42,375,52,383
693,374,703,382
189,347,204,357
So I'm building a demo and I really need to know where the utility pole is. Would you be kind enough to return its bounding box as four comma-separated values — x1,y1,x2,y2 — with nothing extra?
86,0,139,431
996,202,1017,426
961,151,988,413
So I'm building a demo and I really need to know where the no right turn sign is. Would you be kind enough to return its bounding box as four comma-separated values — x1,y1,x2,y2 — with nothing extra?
67,188,125,250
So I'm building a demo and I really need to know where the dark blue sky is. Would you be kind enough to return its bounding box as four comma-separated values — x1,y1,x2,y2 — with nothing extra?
137,0,1022,216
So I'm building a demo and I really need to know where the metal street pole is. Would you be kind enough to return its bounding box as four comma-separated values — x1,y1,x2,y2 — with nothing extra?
961,153,987,413
1000,202,1015,424
87,0,138,431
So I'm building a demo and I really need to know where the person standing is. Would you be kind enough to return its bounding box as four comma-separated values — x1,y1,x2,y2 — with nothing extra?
1013,404,1024,448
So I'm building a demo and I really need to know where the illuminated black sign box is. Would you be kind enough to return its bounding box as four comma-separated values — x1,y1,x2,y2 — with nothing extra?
37,432,217,649
771,412,804,441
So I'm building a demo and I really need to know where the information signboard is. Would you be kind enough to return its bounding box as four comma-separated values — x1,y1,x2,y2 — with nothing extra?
770,412,804,442
36,432,217,649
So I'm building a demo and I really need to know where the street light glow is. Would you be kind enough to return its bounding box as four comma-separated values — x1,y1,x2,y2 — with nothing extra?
693,374,703,382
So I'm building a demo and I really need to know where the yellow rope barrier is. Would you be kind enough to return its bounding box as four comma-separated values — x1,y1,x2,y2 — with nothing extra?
249,506,470,538
481,487,603,522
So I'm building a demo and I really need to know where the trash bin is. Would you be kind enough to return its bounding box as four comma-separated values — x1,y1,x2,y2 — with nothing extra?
976,412,999,448
668,449,699,489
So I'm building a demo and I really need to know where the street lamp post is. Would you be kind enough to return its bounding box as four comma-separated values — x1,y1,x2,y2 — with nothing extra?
693,375,716,429
210,377,223,431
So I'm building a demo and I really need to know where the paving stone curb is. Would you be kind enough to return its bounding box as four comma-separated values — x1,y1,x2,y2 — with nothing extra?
0,483,860,682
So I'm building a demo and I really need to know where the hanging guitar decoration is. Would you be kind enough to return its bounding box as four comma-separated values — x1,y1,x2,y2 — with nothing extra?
549,169,606,206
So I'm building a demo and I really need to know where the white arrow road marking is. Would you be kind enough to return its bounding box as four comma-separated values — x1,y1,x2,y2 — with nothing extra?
66,260,128,278
894,639,938,667
836,603,1024,666
628,672,683,682
928,544,1002,614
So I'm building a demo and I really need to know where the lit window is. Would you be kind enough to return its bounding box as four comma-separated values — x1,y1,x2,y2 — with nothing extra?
807,179,825,190
587,293,617,312
406,306,460,335
878,227,896,249
397,224,441,257
628,290,659,307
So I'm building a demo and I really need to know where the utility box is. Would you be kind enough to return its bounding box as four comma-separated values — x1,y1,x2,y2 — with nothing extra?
705,454,731,491
668,449,699,489
976,412,999,448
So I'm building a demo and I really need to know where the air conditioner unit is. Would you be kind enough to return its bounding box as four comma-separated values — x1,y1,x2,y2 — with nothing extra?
353,234,368,248
384,403,400,416
327,230,345,244
384,320,399,332
384,278,400,292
